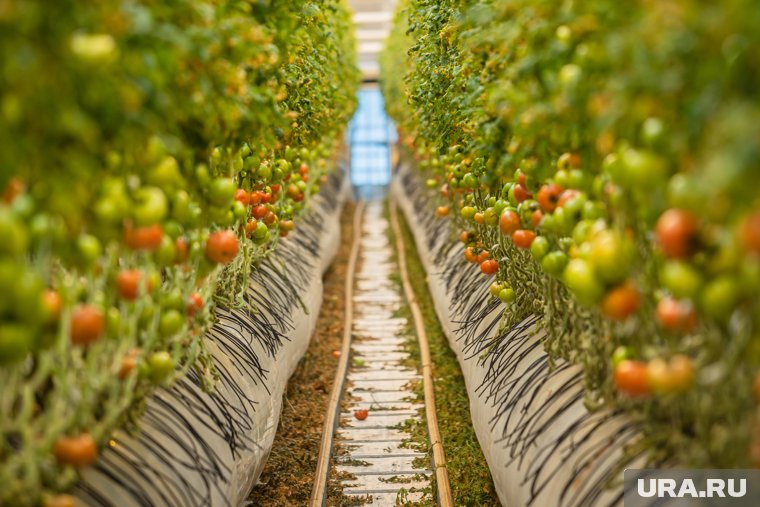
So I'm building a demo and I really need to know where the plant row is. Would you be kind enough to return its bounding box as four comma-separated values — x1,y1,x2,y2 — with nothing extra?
0,1,358,504
381,0,760,468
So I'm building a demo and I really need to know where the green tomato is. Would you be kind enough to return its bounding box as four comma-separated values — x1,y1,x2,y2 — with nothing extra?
77,234,102,265
699,275,740,321
208,178,235,207
588,230,632,284
106,307,121,337
146,351,174,384
0,209,29,257
460,206,476,220
611,346,631,368
660,261,703,299
641,117,666,147
530,236,551,261
258,164,273,182
133,186,168,226
162,288,185,311
0,324,34,365
155,235,177,266
499,288,516,303
159,309,184,337
582,201,606,220
232,201,247,220
619,148,667,188
483,207,498,227
148,156,183,188
12,270,43,324
563,259,604,305
542,250,569,277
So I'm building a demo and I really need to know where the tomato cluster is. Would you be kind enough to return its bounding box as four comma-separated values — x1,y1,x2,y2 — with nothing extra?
383,0,760,467
0,0,357,503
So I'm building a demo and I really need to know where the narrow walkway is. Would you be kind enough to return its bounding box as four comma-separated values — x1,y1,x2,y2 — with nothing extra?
332,201,431,504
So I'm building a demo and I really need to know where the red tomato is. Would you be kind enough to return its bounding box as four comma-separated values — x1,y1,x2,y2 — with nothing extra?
601,282,640,321
613,360,650,397
512,229,536,249
234,189,250,206
656,297,697,332
480,259,499,275
53,433,97,467
354,408,369,420
250,191,263,205
70,305,105,346
513,184,532,203
253,204,268,219
537,183,564,212
116,269,153,300
206,230,240,264
655,208,698,258
124,223,164,251
531,209,543,227
499,210,521,236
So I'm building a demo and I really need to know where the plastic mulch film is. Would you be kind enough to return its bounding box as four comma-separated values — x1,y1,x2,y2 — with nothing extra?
392,161,646,507
73,169,349,507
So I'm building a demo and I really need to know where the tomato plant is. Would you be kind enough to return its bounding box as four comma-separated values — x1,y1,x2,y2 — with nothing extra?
0,0,358,503
382,0,760,469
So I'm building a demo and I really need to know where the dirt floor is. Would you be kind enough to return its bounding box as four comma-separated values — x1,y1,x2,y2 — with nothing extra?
248,202,356,506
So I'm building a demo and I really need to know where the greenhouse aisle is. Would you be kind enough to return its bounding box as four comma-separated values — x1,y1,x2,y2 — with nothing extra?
328,201,431,504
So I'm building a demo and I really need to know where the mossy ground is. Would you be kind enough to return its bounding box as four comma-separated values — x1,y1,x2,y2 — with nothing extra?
386,203,501,506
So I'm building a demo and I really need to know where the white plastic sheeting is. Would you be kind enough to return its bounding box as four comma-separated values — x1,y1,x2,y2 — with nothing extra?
74,169,349,507
392,162,644,507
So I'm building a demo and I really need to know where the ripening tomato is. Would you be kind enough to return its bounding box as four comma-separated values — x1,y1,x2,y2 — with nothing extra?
464,247,478,263
42,494,76,507
646,355,694,394
53,433,97,467
656,297,697,332
118,348,140,380
234,189,250,206
116,269,153,300
614,360,650,397
187,292,203,317
655,208,699,259
511,229,536,249
41,289,62,324
70,305,105,346
601,282,640,321
124,223,163,251
499,210,521,236
476,250,490,263
741,212,760,255
206,230,239,264
175,236,189,264
436,206,449,217
480,259,499,275
459,231,472,243
537,183,564,212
